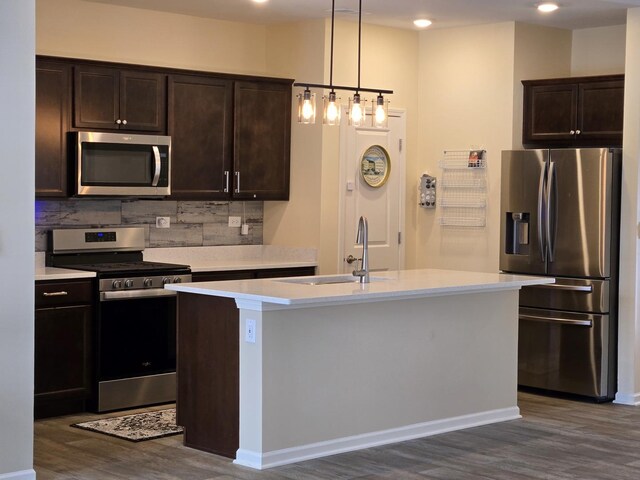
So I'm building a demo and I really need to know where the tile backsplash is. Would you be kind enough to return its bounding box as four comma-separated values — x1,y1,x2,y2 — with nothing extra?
35,199,263,252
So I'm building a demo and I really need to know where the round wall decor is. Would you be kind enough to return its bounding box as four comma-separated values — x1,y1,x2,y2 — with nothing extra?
360,145,391,188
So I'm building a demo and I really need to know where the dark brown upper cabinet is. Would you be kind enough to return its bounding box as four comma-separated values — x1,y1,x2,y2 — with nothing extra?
168,75,233,200
522,75,624,148
74,65,167,133
233,81,291,200
36,59,72,197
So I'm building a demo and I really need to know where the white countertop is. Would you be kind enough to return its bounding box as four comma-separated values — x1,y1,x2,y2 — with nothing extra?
35,246,317,281
35,266,96,281
165,268,555,307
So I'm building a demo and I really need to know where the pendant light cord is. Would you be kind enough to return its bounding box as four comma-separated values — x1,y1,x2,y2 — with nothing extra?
357,0,362,92
330,0,335,92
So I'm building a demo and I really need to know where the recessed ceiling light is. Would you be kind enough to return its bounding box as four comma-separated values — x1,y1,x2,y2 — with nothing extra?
414,19,433,28
537,3,559,13
252,0,268,4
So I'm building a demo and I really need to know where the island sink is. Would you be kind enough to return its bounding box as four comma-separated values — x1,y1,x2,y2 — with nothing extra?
276,274,386,285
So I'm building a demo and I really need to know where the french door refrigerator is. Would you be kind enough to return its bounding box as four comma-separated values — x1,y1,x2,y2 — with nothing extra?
500,148,621,401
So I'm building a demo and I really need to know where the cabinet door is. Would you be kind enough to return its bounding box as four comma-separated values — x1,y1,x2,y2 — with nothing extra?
233,81,291,200
34,305,92,400
36,60,71,197
577,80,624,146
74,65,120,130
120,70,167,132
168,75,233,199
523,83,578,145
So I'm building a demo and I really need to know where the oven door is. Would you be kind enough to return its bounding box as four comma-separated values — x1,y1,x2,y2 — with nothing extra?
76,131,171,197
96,292,177,411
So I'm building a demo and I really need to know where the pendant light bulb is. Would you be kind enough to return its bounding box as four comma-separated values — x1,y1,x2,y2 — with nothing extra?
323,91,341,125
373,94,388,128
349,93,366,126
297,88,316,124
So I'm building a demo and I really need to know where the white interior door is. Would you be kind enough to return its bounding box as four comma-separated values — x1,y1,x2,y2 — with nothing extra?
339,110,405,273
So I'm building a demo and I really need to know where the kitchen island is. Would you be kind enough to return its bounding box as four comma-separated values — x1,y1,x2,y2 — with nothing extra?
166,269,553,470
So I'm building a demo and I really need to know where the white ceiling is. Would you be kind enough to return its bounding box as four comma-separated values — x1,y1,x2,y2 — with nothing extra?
84,0,640,30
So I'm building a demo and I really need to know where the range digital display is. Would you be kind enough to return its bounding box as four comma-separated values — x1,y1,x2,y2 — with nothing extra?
85,231,116,242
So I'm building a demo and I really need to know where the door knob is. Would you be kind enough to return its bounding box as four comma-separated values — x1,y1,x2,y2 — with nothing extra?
345,255,361,264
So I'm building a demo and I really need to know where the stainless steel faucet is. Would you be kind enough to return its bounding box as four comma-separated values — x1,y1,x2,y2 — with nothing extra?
353,216,370,284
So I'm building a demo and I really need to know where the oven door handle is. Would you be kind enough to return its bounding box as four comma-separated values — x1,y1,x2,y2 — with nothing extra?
100,289,177,301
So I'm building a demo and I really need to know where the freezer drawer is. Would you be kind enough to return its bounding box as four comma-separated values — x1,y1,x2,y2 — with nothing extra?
519,277,609,314
518,307,614,400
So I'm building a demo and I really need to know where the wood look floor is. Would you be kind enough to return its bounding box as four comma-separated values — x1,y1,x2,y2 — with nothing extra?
35,392,640,479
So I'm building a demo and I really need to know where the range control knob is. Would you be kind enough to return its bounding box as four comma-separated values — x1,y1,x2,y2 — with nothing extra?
144,278,153,288
112,280,123,289
173,277,182,284
162,277,172,285
124,279,134,288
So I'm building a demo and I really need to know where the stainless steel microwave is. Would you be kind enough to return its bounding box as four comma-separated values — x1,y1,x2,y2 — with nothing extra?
75,131,171,197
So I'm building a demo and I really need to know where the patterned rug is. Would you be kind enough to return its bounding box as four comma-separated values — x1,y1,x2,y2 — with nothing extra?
71,408,183,442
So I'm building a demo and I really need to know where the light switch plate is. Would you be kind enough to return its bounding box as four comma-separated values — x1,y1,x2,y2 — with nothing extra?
229,216,242,227
245,319,256,343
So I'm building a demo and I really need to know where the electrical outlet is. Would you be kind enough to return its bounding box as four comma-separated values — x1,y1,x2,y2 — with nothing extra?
228,216,242,227
245,319,256,343
156,216,170,228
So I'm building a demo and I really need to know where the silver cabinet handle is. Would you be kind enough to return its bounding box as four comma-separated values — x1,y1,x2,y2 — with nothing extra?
520,314,592,327
224,171,230,193
122,119,127,125
151,146,161,187
43,291,68,297
116,119,122,125
575,129,581,134
235,171,241,193
530,284,593,293
570,130,575,135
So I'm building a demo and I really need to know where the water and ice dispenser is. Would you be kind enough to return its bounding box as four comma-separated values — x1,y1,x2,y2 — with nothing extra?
505,212,530,255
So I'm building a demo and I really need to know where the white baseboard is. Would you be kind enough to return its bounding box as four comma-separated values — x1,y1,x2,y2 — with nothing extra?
234,406,520,470
0,470,36,480
613,391,640,406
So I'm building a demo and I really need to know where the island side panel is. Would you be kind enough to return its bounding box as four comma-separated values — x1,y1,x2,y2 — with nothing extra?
238,289,519,462
176,292,239,458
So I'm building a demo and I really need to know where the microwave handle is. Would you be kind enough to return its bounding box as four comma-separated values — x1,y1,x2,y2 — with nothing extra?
151,146,161,187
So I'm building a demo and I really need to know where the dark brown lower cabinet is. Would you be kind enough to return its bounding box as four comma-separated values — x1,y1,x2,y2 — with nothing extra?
34,279,93,419
177,294,239,458
177,266,315,456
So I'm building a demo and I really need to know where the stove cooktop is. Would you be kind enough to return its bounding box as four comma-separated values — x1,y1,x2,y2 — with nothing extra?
65,260,191,276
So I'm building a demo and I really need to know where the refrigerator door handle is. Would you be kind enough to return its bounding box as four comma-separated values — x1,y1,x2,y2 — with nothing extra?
520,313,592,327
537,163,547,263
528,283,593,293
546,162,556,263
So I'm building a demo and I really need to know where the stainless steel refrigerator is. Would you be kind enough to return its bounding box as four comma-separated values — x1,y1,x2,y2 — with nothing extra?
500,148,621,401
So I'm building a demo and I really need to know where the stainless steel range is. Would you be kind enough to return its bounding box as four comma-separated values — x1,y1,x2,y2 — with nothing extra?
47,227,191,412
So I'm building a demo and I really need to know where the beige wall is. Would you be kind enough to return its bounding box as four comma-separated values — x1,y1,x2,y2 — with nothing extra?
572,25,626,76
0,0,35,478
416,22,573,274
617,8,640,405
417,22,518,273
36,0,267,75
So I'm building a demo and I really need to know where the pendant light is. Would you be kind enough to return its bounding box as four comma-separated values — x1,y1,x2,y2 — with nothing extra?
293,0,392,127
323,0,341,125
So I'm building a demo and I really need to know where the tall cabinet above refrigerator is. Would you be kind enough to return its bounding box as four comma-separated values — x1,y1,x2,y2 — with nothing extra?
500,148,621,401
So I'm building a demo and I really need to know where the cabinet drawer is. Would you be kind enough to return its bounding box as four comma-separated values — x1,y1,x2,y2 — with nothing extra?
36,280,93,308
